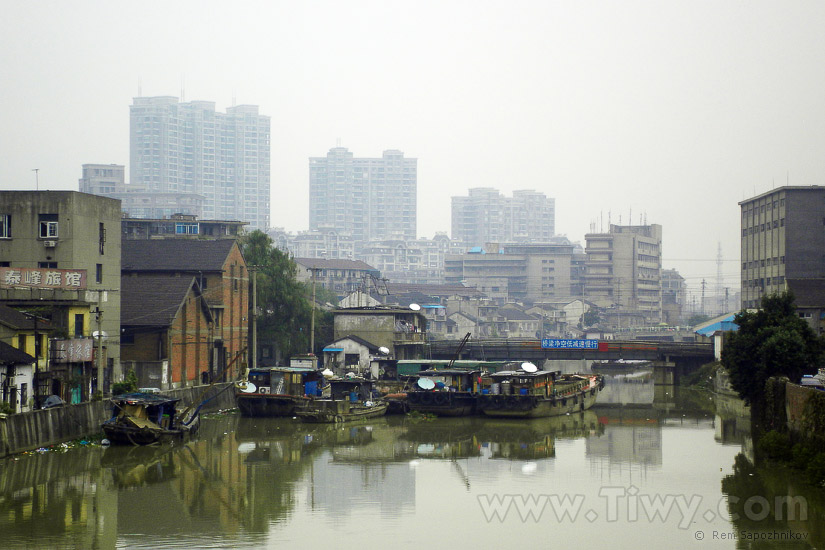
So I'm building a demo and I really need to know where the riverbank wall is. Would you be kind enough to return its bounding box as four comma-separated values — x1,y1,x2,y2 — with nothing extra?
784,381,825,443
0,383,236,459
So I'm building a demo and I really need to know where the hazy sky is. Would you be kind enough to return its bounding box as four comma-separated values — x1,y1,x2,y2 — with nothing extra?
3,1,825,301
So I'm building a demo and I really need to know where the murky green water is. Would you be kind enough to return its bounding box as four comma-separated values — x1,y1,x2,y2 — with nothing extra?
1,374,822,549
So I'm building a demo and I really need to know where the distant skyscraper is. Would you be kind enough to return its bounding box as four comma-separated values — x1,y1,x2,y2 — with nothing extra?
584,224,662,324
130,97,270,230
451,188,555,247
309,147,417,246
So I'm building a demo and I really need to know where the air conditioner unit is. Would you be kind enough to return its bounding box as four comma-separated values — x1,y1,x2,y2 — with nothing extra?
259,386,271,394
43,240,57,248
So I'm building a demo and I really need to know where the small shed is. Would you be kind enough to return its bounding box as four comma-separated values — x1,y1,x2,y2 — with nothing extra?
322,335,381,377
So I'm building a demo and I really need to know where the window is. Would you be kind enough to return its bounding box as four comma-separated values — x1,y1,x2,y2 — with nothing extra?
99,223,105,255
175,222,198,234
74,314,84,338
96,264,103,284
38,214,58,238
17,333,26,352
38,262,57,268
0,214,10,238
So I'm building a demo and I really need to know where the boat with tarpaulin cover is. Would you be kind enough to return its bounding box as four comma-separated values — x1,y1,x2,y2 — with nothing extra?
102,392,199,445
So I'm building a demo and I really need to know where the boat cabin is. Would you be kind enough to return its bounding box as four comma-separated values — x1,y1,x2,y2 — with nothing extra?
483,370,559,397
107,392,183,431
328,377,376,402
247,367,324,397
416,369,484,393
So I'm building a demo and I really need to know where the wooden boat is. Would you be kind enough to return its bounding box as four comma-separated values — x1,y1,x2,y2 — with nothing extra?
236,366,325,417
477,368,604,418
295,400,389,423
295,377,388,423
102,392,199,445
406,369,484,417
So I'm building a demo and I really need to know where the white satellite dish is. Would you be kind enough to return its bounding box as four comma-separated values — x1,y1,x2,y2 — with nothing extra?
521,362,538,373
237,442,256,454
417,378,436,390
92,330,108,341
237,381,257,393
322,369,334,378
409,303,421,311
378,346,390,355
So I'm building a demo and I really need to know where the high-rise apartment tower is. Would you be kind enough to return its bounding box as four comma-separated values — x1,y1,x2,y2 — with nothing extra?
451,188,555,247
130,97,270,230
309,147,417,246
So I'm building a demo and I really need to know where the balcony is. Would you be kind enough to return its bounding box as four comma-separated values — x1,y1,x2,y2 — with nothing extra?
393,331,427,344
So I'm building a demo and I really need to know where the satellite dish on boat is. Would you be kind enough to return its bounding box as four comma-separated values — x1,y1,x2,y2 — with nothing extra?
237,442,256,453
409,303,421,311
378,346,390,355
417,378,436,390
521,362,538,373
237,381,257,393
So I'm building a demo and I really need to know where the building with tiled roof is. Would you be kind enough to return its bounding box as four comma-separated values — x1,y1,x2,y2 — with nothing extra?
121,275,213,389
294,257,380,299
122,239,248,385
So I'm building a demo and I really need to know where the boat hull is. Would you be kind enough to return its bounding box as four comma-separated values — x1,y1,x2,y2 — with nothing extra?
296,401,389,423
478,386,601,418
102,415,199,446
236,393,310,417
406,391,477,416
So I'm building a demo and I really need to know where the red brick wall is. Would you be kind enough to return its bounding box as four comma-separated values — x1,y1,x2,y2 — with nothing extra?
121,332,165,362
169,293,212,385
218,244,248,375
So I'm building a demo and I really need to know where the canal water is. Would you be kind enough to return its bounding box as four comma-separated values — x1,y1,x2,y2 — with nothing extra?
1,370,822,549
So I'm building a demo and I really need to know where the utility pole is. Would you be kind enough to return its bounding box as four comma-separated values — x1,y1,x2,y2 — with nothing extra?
250,266,258,372
95,291,104,397
309,267,320,354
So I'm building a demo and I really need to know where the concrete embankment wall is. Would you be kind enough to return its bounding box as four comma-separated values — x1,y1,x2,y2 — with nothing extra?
785,381,825,442
0,383,236,459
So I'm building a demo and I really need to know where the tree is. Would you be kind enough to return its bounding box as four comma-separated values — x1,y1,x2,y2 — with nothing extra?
242,231,315,361
581,308,600,328
721,291,823,406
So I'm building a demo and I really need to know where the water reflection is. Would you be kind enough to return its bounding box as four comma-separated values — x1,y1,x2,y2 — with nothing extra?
3,370,813,550
722,454,824,548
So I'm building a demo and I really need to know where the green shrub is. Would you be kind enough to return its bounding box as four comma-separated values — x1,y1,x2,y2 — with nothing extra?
757,430,792,461
805,453,825,487
791,442,817,470
112,369,138,395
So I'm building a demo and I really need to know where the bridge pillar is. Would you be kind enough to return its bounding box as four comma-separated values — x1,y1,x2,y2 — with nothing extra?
652,361,677,385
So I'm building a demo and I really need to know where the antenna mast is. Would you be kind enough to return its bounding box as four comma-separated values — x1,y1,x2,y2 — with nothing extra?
716,242,724,315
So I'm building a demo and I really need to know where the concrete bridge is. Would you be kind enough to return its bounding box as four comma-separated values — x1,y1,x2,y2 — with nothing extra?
427,338,715,382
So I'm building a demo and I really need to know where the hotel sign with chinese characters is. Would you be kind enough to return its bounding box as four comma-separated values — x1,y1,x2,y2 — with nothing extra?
0,267,87,290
